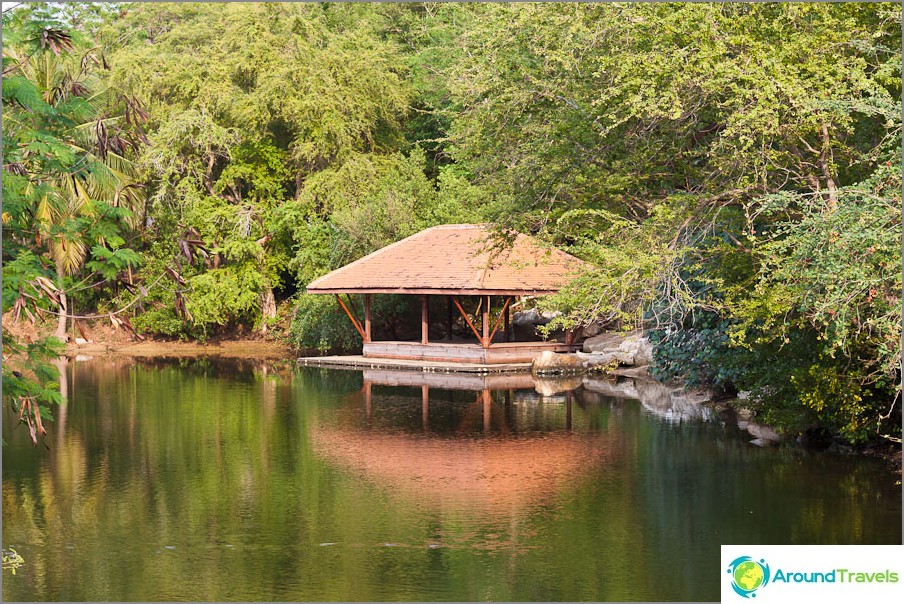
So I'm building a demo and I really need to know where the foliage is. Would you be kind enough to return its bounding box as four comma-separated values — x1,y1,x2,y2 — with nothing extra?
2,2,900,445
2,3,143,445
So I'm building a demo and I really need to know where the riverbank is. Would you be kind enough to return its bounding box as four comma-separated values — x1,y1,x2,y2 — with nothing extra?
67,337,294,360
2,312,296,360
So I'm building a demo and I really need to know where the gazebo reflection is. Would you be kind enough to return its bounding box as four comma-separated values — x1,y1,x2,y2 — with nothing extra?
310,370,623,515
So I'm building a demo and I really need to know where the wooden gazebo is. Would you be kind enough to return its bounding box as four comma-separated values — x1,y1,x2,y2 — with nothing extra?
306,224,587,364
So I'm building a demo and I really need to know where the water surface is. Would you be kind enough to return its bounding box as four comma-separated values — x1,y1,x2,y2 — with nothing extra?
2,358,900,601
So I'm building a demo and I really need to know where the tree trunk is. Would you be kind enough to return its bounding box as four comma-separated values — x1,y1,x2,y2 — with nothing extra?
259,286,277,334
55,263,68,341
820,122,838,213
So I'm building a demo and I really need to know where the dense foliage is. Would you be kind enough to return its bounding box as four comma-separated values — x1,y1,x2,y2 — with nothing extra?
3,2,900,444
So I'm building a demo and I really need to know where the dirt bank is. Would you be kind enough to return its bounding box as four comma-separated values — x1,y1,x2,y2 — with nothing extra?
68,338,294,360
3,312,296,360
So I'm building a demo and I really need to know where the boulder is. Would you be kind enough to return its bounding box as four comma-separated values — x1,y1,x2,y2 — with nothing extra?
531,351,584,376
634,338,654,366
576,350,618,369
581,330,654,368
581,322,604,337
582,332,629,353
513,308,561,327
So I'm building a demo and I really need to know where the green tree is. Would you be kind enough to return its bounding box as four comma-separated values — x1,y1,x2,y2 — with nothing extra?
2,3,144,442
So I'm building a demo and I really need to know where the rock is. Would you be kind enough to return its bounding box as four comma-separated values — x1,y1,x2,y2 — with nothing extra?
74,337,90,345
581,330,653,367
582,322,604,337
611,365,652,378
746,421,781,443
634,338,654,366
576,351,618,369
583,332,629,353
513,309,561,327
531,351,584,376
534,375,584,396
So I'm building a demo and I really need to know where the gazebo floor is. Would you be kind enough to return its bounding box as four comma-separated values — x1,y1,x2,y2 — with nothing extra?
363,340,578,364
298,354,532,374
298,340,579,374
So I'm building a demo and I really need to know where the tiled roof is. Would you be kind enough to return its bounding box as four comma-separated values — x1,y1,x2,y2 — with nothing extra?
306,224,588,295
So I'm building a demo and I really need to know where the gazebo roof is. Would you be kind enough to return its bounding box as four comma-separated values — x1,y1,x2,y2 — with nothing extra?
306,224,587,296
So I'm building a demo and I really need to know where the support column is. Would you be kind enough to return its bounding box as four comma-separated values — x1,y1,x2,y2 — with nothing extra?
421,294,429,345
482,389,492,433
504,302,511,342
364,382,372,426
482,295,490,348
364,294,372,343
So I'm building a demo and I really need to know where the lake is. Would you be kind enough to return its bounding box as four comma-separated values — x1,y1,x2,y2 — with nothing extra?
2,357,900,601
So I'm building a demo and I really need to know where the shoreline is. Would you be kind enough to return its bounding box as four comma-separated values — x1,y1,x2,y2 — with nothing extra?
66,337,296,360
60,336,902,477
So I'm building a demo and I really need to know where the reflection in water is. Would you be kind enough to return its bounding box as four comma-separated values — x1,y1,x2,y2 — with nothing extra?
312,376,621,516
2,359,900,602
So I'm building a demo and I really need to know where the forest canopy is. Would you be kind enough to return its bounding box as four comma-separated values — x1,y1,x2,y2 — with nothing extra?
2,2,901,444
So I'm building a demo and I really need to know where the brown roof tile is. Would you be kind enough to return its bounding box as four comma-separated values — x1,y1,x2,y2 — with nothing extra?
306,224,588,295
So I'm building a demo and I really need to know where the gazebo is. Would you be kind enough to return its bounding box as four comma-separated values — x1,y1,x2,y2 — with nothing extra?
306,224,588,364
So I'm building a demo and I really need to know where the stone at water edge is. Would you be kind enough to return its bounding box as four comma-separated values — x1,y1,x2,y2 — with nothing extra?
582,332,628,353
575,351,618,369
581,330,654,367
531,350,584,375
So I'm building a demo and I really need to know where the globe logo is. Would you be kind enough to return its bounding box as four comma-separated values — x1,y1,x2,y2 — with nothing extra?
726,556,771,598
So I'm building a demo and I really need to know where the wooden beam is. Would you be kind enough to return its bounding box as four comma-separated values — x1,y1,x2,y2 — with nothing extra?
421,294,429,345
482,295,490,348
364,294,371,342
451,296,483,343
487,297,512,347
335,294,366,340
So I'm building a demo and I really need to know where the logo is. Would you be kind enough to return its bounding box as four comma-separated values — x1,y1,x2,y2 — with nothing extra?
727,556,771,598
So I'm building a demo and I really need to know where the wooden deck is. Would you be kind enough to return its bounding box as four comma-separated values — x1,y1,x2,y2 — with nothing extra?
297,354,532,374
362,340,578,364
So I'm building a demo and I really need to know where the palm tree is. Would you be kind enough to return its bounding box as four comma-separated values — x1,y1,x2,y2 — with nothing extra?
3,25,144,338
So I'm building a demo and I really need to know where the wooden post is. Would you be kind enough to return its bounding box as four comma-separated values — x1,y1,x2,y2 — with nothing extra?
446,297,454,340
421,294,429,345
565,328,576,346
482,295,490,348
364,294,371,343
482,389,492,433
422,384,429,432
364,381,372,425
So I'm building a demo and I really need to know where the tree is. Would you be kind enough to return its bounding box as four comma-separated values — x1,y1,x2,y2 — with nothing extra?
2,3,144,443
